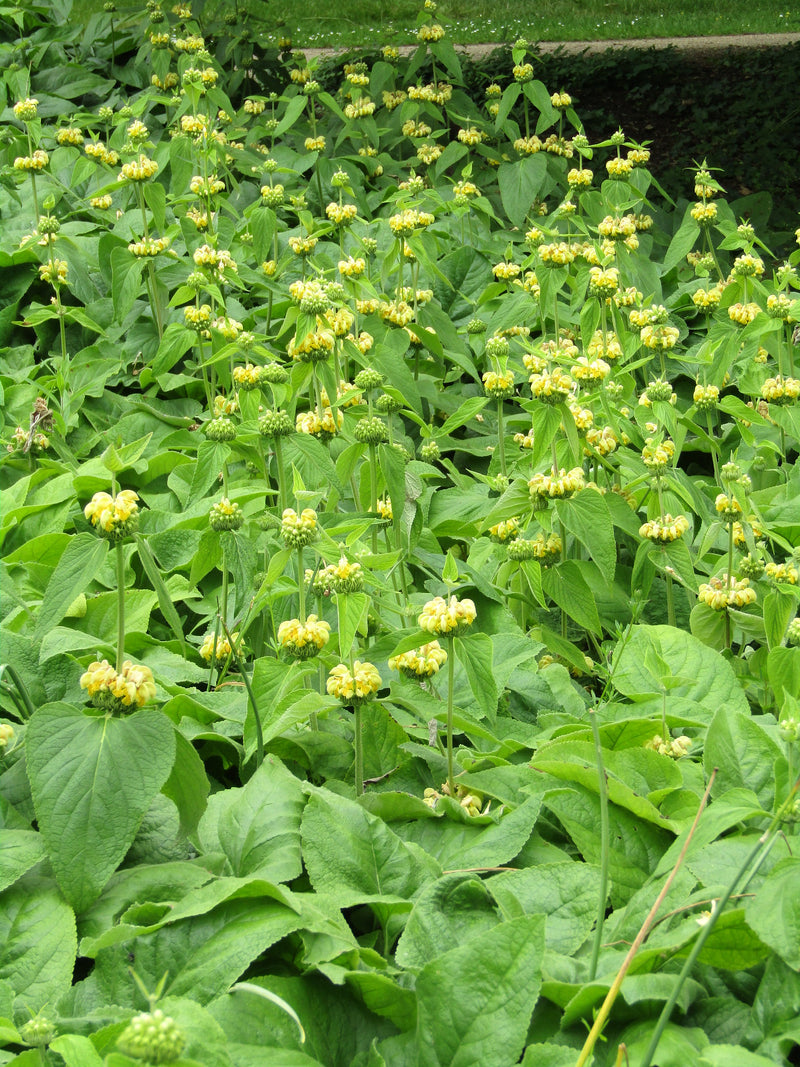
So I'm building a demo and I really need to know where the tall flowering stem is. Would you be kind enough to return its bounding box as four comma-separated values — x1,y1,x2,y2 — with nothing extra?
221,617,263,766
115,541,126,673
445,635,456,796
327,660,382,795
418,594,477,796
84,487,140,673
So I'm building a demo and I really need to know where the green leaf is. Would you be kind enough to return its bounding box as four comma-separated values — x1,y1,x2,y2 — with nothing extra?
767,646,800,705
543,785,671,905
0,876,77,1011
282,434,343,494
532,741,680,829
497,156,547,229
520,1046,577,1067
542,561,602,635
377,442,406,531
100,434,153,474
493,82,521,130
442,549,459,584
763,588,796,650
526,404,562,470
301,788,440,902
0,830,46,892
618,1022,709,1067
699,1047,786,1067
395,873,501,971
50,1035,105,1067
437,395,489,437
553,489,616,581
161,729,209,840
110,246,144,323
335,591,370,660
136,535,187,656
487,861,603,955
663,207,701,274
25,704,176,912
360,703,408,780
454,633,498,720
704,706,781,811
747,956,800,1055
150,323,195,378
34,534,108,640
613,624,749,716
210,975,396,1066
220,529,258,614
415,915,545,1067
96,895,306,1005
395,796,542,871
689,908,770,970
198,758,305,883
745,857,800,970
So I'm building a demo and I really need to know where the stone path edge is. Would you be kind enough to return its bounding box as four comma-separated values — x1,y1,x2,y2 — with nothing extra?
302,32,800,61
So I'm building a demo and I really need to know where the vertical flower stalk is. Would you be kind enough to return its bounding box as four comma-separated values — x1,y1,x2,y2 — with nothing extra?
281,506,319,624
84,487,140,671
327,661,382,795
13,98,43,224
482,335,514,480
119,153,165,339
258,399,294,513
36,217,71,424
418,595,477,796
209,497,245,626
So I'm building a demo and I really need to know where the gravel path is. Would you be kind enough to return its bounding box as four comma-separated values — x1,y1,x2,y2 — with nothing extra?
302,31,800,60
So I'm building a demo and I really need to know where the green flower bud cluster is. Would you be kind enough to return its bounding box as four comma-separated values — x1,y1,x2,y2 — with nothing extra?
645,378,675,403
258,409,294,437
116,1010,187,1064
354,416,389,445
738,553,765,579
375,393,403,415
778,716,799,743
354,368,383,391
467,318,487,334
485,335,510,359
260,184,284,208
261,362,289,384
38,215,60,235
205,416,237,441
210,498,244,531
419,440,440,462
281,507,318,548
20,1018,57,1048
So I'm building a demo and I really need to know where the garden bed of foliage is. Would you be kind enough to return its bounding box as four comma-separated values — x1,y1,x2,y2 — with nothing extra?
1,2,800,1066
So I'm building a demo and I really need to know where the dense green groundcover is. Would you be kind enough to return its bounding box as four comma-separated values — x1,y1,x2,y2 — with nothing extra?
2,2,800,1066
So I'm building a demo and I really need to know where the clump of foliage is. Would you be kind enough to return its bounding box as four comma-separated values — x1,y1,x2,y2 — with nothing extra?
1,3,799,1067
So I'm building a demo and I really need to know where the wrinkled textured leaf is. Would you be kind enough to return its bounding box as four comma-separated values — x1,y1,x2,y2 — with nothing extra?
301,788,440,902
415,915,545,1067
198,757,305,883
26,703,176,911
0,876,76,1010
745,858,800,970
487,861,602,955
